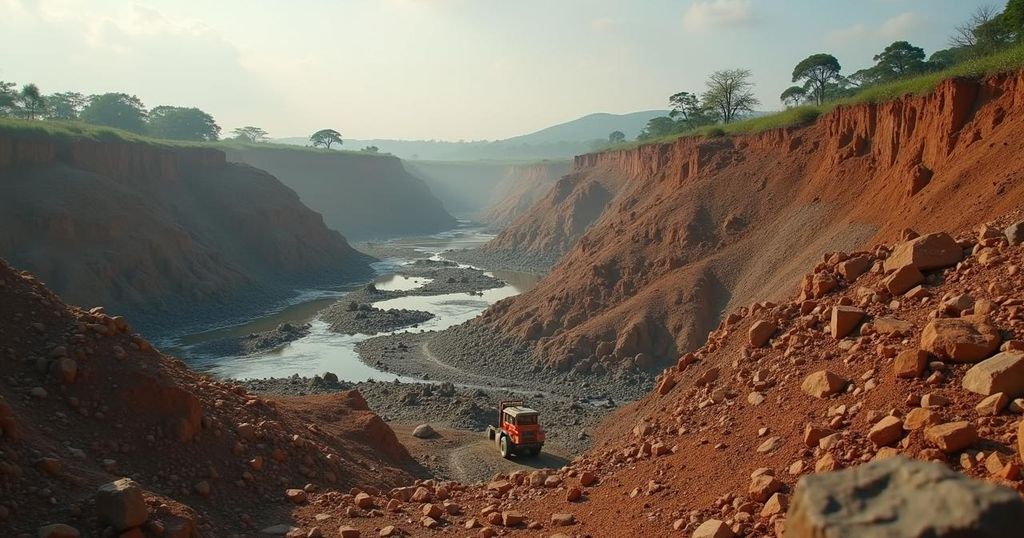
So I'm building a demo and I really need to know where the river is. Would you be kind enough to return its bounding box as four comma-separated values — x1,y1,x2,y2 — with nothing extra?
171,222,541,382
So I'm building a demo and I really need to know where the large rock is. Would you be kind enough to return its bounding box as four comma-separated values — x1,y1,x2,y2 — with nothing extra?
692,519,735,538
412,424,437,439
785,457,1024,537
96,478,148,531
920,316,1000,363
962,352,1024,397
1006,220,1024,246
748,320,776,348
884,232,963,272
925,421,977,453
884,264,924,295
801,370,848,398
830,306,865,339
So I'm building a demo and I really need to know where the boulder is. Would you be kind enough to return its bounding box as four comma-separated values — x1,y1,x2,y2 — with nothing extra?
749,320,776,348
785,457,1024,537
801,370,848,398
893,350,928,379
837,255,871,282
920,316,1000,363
884,232,963,272
975,393,1009,416
412,424,437,439
867,416,904,447
96,478,148,531
872,318,915,336
1005,220,1024,246
550,513,575,526
501,511,524,527
961,352,1024,397
692,519,735,538
749,474,783,502
656,374,677,395
884,264,924,295
925,422,977,453
830,306,865,339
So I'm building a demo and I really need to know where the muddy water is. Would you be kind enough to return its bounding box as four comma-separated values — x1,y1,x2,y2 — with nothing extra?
176,223,541,382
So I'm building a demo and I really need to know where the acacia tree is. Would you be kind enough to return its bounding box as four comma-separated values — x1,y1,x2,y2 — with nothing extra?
792,54,842,105
780,86,807,107
232,126,269,143
310,128,343,149
608,130,625,144
0,81,14,116
872,41,927,80
701,69,760,124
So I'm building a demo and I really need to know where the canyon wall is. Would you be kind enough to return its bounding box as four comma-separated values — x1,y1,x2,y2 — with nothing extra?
224,146,456,240
477,73,1024,373
481,160,572,227
0,135,372,335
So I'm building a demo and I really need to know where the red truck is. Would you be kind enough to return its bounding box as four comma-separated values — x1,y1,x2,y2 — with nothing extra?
486,400,545,458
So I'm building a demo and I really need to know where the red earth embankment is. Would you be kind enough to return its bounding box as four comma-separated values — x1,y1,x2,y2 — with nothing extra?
478,72,1024,373
0,135,372,333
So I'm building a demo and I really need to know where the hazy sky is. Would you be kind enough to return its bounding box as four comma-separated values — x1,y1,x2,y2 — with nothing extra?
1,0,993,140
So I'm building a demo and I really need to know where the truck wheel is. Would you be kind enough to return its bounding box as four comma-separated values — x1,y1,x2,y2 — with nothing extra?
499,436,511,459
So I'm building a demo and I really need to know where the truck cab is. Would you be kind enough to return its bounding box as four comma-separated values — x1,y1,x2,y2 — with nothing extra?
486,400,545,458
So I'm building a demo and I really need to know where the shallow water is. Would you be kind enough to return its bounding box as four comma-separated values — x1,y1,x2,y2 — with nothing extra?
176,222,541,382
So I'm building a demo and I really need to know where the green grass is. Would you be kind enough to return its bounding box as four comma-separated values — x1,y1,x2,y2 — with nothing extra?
610,42,1024,151
0,117,386,157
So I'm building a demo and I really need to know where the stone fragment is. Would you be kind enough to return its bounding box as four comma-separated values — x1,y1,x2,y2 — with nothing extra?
830,306,865,339
412,424,437,439
885,232,963,272
884,264,925,295
920,316,1000,363
96,478,148,531
786,457,1024,537
749,320,777,348
893,350,928,379
802,370,848,398
749,474,783,503
867,416,904,447
975,393,1009,416
925,422,977,453
962,352,1024,397
692,519,735,538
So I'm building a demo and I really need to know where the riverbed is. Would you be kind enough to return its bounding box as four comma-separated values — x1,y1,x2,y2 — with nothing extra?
172,222,541,382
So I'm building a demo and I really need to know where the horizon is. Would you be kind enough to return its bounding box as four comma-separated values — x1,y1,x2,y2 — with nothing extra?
2,0,993,141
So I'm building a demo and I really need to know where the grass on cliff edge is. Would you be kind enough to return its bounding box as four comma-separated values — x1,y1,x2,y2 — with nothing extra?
0,118,388,157
618,42,1024,149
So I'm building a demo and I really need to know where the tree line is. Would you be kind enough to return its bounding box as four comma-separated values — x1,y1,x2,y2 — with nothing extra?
625,0,1024,143
0,84,376,151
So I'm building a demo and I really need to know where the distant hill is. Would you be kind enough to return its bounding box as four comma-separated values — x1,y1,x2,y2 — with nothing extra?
502,110,668,145
273,109,669,161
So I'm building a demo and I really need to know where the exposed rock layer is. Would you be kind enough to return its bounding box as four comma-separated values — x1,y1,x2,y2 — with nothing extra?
478,73,1024,371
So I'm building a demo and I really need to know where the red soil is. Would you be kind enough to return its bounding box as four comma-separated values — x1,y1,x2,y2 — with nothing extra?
481,161,572,228
478,72,1024,373
0,258,420,536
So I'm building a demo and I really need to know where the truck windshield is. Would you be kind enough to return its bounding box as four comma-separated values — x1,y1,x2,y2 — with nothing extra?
517,415,537,425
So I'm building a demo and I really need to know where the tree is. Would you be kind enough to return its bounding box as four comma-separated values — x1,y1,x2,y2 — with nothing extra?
872,41,927,81
361,145,380,153
780,86,807,107
0,81,18,116
668,91,714,129
16,84,47,120
310,128,343,149
792,54,842,105
701,69,760,124
148,106,221,141
637,116,676,140
950,5,1014,57
45,92,88,120
1003,0,1024,41
81,93,148,133
608,130,625,144
231,126,269,143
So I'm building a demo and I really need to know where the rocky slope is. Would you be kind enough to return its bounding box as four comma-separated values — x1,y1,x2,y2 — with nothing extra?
474,72,1024,373
247,217,1024,538
0,258,421,537
0,134,372,336
224,146,456,240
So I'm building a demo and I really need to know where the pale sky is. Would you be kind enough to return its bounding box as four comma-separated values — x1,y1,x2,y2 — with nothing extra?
1,0,992,140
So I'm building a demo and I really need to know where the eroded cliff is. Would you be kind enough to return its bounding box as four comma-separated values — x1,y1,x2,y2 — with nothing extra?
0,135,372,335
477,73,1024,373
